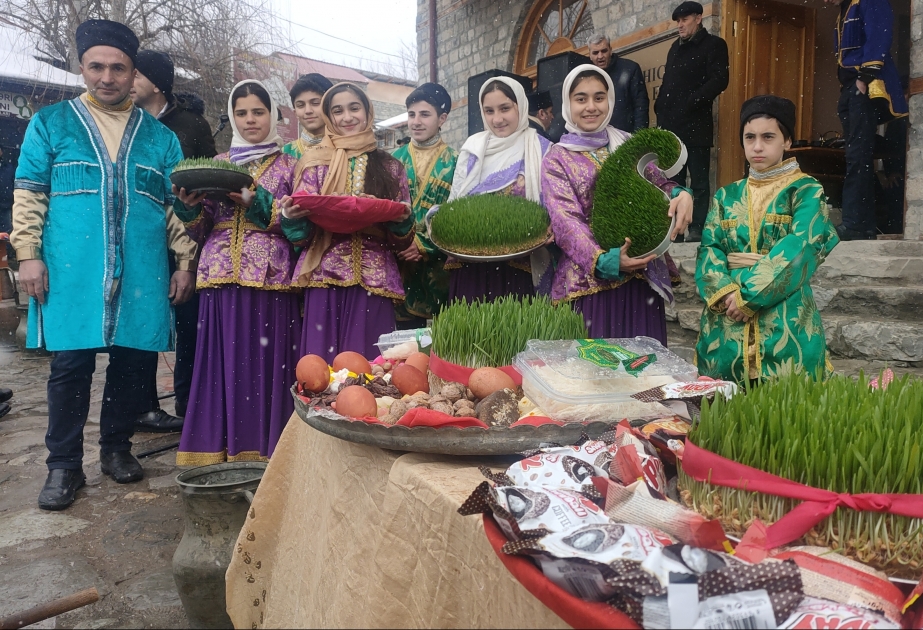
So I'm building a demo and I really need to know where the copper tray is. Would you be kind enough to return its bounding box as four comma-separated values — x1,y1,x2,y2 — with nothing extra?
292,388,615,456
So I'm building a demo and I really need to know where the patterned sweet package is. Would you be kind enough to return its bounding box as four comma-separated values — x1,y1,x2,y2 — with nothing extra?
457,481,608,541
608,420,667,493
504,440,613,492
778,597,899,629
502,522,676,602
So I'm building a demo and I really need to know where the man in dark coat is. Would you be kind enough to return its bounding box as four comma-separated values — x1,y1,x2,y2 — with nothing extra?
527,89,553,140
654,1,729,241
586,33,649,133
131,49,216,433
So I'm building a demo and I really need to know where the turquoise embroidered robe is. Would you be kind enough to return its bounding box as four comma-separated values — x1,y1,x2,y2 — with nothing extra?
14,98,183,351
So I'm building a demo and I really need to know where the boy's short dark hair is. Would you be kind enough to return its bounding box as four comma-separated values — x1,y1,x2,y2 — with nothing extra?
406,82,452,115
290,73,334,105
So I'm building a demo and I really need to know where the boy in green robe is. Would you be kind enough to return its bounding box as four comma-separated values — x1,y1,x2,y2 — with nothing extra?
695,95,839,383
392,83,458,328
282,73,333,159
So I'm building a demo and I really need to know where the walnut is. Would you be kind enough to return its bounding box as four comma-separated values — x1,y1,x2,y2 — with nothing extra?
440,382,466,403
454,407,477,418
389,400,409,420
454,399,475,411
428,395,449,406
430,402,455,416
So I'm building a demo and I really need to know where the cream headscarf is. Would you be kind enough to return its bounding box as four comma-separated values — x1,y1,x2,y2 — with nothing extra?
227,79,284,165
449,77,544,202
294,82,381,284
555,64,631,153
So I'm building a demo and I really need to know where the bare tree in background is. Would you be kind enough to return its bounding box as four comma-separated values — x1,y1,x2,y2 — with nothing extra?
359,40,418,82
0,0,292,128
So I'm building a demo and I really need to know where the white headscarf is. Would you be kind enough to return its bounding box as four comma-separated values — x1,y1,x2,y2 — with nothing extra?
556,64,631,153
449,77,544,202
227,79,285,165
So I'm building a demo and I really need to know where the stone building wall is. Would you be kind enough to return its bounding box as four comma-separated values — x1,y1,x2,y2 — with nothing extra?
418,0,722,149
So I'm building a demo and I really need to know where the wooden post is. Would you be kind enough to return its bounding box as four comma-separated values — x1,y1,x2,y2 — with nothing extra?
0,588,99,629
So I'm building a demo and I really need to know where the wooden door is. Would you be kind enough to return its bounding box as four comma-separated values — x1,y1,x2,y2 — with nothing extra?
717,0,816,186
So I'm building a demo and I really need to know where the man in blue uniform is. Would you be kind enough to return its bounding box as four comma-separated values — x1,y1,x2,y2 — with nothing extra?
828,0,908,240
12,19,197,510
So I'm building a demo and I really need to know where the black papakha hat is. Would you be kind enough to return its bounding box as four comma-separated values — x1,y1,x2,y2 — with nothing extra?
739,94,796,145
406,82,452,114
76,19,139,63
527,90,553,113
672,1,704,20
135,50,175,97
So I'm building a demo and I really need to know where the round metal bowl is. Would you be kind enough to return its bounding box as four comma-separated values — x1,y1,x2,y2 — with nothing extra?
170,168,254,200
634,152,678,258
428,239,548,264
292,389,616,456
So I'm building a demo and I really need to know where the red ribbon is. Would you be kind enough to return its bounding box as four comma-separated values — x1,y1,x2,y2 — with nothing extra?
682,440,923,549
428,352,522,387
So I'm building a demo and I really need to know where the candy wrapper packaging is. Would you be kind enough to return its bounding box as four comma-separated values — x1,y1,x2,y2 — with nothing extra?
458,481,608,541
609,421,667,494
505,441,613,492
778,597,899,629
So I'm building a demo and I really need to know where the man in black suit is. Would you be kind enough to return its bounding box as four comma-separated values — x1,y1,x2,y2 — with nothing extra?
654,1,729,242
586,33,649,133
527,89,553,140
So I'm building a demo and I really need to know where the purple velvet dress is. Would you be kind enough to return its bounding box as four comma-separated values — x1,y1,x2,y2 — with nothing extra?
175,151,303,465
446,136,553,302
541,139,680,343
293,158,413,362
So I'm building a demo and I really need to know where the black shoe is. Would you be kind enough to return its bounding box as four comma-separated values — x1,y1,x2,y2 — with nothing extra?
684,227,702,243
0,388,11,403
0,402,9,419
100,451,144,484
836,225,876,241
135,408,184,433
38,469,86,511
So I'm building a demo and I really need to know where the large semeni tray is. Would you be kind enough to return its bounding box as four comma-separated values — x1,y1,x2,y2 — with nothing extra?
292,388,615,456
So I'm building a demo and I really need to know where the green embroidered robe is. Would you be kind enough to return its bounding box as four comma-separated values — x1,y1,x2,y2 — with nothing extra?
694,159,839,383
392,140,458,320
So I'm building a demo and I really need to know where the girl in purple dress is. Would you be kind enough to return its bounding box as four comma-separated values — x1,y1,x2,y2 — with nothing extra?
173,80,307,465
439,77,553,302
541,65,693,342
282,82,413,362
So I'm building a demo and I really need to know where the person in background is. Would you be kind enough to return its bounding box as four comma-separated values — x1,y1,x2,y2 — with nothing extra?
0,387,11,419
283,73,334,159
695,95,839,383
527,89,553,141
654,1,729,242
282,83,413,362
173,80,306,465
586,32,649,133
0,146,15,234
392,83,458,330
542,65,692,343
440,78,553,303
12,19,196,510
131,49,216,433
826,0,908,240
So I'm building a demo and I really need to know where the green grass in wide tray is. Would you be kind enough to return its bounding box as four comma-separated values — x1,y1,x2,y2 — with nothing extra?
591,128,681,257
430,194,550,256
680,370,923,576
173,157,250,174
430,295,587,368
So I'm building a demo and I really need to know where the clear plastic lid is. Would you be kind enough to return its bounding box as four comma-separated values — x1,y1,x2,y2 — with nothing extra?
513,337,699,405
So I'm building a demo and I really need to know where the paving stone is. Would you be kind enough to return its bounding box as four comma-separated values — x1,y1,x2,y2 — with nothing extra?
149,474,179,491
123,492,158,501
0,556,100,617
0,508,91,548
123,569,182,611
74,619,120,629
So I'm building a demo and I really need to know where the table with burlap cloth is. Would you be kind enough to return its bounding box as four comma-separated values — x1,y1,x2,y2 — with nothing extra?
225,415,570,628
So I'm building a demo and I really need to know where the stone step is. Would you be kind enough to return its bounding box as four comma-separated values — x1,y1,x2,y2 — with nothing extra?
667,240,923,289
670,306,923,363
814,285,923,320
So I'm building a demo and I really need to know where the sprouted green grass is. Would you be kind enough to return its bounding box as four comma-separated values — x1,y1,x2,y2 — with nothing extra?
430,296,587,368
680,370,923,576
173,157,250,174
592,128,681,257
431,194,550,256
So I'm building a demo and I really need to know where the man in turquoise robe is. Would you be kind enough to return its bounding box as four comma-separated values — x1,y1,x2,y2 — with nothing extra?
11,19,197,510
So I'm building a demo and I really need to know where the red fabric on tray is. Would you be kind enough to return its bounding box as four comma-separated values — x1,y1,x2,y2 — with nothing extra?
682,440,923,550
395,407,489,429
288,193,407,234
482,515,640,629
428,352,523,387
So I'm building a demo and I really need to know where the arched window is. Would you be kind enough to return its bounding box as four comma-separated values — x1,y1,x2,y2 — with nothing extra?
515,0,594,78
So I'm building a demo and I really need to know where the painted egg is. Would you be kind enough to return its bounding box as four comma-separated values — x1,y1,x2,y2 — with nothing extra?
391,364,429,396
468,367,516,400
404,352,430,374
335,385,377,419
332,351,372,375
